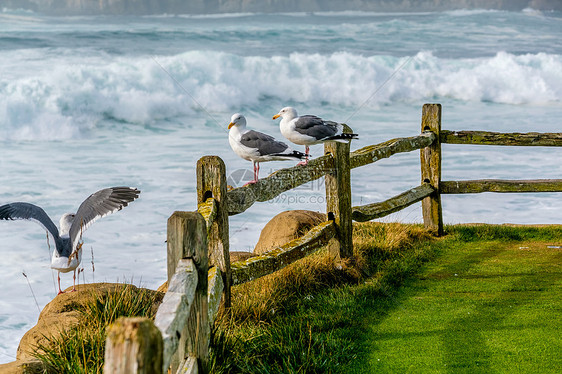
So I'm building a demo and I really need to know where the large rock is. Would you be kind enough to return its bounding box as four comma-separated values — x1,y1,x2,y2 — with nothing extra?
0,283,163,373
254,210,326,255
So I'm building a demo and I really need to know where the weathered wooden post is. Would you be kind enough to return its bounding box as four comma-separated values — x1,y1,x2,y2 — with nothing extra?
197,156,231,308
104,317,163,374
165,211,209,373
420,103,444,235
325,125,354,259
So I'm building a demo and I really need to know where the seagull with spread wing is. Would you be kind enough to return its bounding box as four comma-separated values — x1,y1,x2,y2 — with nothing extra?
273,106,358,165
0,187,140,294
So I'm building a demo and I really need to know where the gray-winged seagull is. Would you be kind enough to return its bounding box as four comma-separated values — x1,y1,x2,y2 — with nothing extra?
273,106,358,165
0,186,140,294
228,113,306,185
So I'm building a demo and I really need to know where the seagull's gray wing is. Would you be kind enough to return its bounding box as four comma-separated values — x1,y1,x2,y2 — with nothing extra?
293,115,338,140
0,202,64,254
69,187,140,252
241,130,289,156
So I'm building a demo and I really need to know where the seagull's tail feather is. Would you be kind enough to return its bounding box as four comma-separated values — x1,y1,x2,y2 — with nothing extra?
326,132,359,142
272,150,307,160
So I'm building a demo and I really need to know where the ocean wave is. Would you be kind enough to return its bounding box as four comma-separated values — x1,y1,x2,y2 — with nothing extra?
1,50,560,140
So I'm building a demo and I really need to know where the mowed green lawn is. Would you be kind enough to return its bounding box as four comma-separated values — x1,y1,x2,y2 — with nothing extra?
349,226,562,373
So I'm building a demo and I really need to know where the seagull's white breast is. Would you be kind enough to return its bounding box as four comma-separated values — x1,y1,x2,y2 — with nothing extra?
229,127,261,161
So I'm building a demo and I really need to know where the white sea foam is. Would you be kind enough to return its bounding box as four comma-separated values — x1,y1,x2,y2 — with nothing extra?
1,50,560,140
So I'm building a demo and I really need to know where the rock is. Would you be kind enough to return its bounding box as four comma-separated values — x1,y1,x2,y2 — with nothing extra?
254,210,326,255
2,283,163,372
0,360,43,374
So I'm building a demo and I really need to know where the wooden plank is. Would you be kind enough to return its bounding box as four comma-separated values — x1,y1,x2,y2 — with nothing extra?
420,104,444,236
349,132,435,169
231,221,336,286
207,267,224,326
325,124,353,259
352,183,435,222
104,317,163,374
225,133,435,216
177,357,198,374
226,154,334,215
167,212,207,284
441,179,562,194
197,198,217,233
441,130,562,146
197,156,231,308
154,259,198,373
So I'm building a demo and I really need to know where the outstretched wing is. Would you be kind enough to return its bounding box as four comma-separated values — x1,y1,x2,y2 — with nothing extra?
0,202,64,254
69,187,141,252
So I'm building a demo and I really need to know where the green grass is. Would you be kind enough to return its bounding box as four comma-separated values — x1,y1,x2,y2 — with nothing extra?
30,224,562,373
32,284,162,374
348,225,562,374
211,224,562,373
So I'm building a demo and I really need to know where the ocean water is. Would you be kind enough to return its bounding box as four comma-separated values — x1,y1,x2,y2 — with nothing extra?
1,7,561,363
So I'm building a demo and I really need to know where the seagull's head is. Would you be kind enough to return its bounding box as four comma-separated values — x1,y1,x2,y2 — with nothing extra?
228,113,247,130
59,213,76,235
272,107,297,121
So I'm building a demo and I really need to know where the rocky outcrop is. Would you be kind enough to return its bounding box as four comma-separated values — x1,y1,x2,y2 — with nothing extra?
0,283,163,374
3,0,561,15
254,210,326,255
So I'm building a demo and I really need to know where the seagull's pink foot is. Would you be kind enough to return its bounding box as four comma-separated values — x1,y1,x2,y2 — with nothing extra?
297,159,309,166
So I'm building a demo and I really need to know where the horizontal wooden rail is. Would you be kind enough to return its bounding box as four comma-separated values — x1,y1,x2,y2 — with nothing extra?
154,258,198,372
226,132,436,215
352,183,435,222
350,132,436,169
441,130,562,146
441,179,562,194
231,220,336,286
227,154,334,215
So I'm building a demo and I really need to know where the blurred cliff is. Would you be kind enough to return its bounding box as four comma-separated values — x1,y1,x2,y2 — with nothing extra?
2,0,561,16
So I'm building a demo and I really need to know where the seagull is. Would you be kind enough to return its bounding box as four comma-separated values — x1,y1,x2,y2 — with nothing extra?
0,187,140,294
273,106,358,165
228,113,306,185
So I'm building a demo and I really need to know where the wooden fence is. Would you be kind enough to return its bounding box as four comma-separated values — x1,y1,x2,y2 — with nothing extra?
103,104,562,373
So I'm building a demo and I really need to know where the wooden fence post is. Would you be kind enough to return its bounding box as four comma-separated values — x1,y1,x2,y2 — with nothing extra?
325,125,354,259
104,317,163,374
197,156,231,308
166,211,210,373
420,103,444,235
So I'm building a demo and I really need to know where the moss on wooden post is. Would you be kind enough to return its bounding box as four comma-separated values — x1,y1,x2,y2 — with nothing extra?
325,125,354,259
420,104,444,236
104,317,163,374
197,156,231,308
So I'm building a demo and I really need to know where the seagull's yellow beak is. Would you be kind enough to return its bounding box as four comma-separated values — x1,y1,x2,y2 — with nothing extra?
272,114,280,120
228,122,235,129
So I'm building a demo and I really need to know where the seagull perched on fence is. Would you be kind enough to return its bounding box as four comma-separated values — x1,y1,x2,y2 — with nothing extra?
273,106,358,165
228,113,306,185
0,187,140,294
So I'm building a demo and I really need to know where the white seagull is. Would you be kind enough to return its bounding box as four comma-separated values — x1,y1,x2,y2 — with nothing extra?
0,187,140,294
228,113,306,185
273,106,358,165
